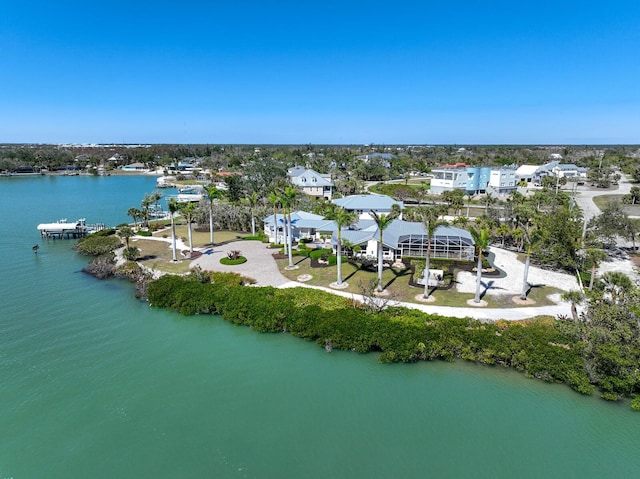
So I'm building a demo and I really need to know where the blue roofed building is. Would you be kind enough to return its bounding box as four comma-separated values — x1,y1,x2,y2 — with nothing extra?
331,194,404,220
337,220,475,262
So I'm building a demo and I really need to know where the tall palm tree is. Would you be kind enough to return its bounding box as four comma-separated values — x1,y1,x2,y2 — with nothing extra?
168,198,179,262
127,207,142,229
141,193,153,228
371,210,397,292
118,225,134,248
179,201,197,257
280,187,299,268
328,206,357,286
470,226,491,303
151,190,162,216
520,236,533,301
267,191,281,245
421,207,447,299
584,248,607,290
204,184,223,245
484,192,496,213
561,290,584,322
245,191,260,236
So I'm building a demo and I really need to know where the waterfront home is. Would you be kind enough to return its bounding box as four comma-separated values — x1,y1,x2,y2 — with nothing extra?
262,211,336,244
121,162,149,172
336,220,475,262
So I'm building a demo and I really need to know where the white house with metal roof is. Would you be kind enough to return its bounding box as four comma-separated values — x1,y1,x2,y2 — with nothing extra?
262,211,336,244
288,167,334,200
331,194,404,220
336,220,475,262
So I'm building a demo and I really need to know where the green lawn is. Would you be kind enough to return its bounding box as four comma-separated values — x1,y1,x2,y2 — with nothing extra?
592,194,625,210
152,226,248,247
134,229,250,274
277,255,561,309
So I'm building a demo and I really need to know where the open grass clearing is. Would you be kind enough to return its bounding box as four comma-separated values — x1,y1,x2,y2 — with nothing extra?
152,226,248,247
277,256,561,309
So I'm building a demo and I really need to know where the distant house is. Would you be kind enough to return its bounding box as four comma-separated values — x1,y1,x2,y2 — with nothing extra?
288,167,334,200
516,161,587,185
331,194,404,220
121,162,148,172
356,152,393,167
515,165,543,184
487,166,517,195
551,163,588,180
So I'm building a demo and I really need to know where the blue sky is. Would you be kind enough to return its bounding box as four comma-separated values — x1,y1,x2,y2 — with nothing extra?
1,1,639,144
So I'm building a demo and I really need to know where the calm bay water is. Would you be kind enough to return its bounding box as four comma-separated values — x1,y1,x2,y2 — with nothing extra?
1,175,639,478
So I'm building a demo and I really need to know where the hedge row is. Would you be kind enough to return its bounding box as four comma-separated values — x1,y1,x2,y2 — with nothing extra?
146,274,593,395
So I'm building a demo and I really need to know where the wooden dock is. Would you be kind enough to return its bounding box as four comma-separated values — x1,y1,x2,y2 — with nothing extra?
37,218,106,239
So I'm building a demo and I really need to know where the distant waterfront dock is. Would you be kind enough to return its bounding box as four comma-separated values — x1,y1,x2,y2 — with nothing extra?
37,218,105,239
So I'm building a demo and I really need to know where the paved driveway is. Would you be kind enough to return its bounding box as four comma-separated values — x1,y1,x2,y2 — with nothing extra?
190,240,290,287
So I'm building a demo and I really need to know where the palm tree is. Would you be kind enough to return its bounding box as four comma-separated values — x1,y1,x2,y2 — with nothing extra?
484,192,496,213
584,248,607,290
600,271,633,304
151,190,162,216
497,223,510,248
420,207,447,299
118,225,134,248
328,206,357,285
280,187,299,268
520,235,533,301
167,198,179,262
561,290,584,322
127,207,142,229
141,193,153,228
371,210,397,292
179,201,197,258
267,191,282,245
204,184,223,245
245,191,260,236
470,226,491,303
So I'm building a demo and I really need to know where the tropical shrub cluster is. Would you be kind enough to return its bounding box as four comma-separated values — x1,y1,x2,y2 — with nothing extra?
74,234,122,256
147,275,597,398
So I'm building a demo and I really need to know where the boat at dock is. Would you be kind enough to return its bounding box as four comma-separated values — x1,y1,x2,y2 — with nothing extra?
176,185,205,203
37,218,105,239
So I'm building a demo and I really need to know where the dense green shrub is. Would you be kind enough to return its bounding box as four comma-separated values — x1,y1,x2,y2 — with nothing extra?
309,248,332,260
243,233,267,242
91,228,117,237
74,235,122,256
137,230,152,237
220,256,247,265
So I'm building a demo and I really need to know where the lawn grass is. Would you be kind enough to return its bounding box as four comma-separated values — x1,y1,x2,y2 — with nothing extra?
592,194,625,210
131,238,192,274
135,229,250,274
276,255,561,309
152,226,248,247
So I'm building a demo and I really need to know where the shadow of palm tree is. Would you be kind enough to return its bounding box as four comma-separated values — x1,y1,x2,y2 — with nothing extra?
344,262,364,282
383,266,412,290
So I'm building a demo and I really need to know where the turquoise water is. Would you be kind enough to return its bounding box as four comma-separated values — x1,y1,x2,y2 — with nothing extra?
1,176,639,478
